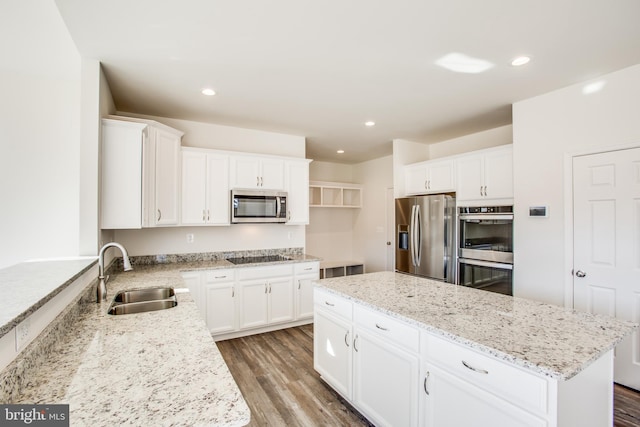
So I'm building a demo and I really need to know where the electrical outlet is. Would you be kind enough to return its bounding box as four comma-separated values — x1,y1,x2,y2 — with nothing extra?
186,234,194,243
16,317,31,352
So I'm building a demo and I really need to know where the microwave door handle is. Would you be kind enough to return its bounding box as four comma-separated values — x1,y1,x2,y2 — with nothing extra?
275,196,282,218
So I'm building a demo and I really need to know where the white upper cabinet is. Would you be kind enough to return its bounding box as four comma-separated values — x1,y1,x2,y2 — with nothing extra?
230,154,285,190
405,159,455,195
285,159,311,224
181,148,230,226
455,145,513,204
101,117,183,229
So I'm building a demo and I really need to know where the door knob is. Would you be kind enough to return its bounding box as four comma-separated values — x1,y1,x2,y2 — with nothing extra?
386,241,391,246
575,270,587,278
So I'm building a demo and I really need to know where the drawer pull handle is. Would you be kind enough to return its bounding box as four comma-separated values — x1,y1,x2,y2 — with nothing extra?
344,331,350,347
462,360,489,375
214,276,227,279
375,323,389,331
424,372,430,395
353,334,359,352
304,267,313,271
325,301,335,307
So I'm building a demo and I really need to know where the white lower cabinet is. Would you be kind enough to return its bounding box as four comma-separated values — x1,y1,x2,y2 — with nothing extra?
238,265,294,330
294,262,319,320
203,270,237,335
314,289,420,427
422,364,547,427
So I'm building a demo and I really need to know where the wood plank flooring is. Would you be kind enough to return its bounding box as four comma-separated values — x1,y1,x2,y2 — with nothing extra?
216,324,640,427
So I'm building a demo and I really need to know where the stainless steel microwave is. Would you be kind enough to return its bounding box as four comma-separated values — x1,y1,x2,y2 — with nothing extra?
231,189,287,223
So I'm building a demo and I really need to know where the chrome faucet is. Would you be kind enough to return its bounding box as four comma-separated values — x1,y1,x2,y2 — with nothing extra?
97,242,133,302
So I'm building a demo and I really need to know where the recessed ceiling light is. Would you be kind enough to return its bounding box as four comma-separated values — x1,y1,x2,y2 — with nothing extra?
511,56,531,66
201,88,216,96
337,150,345,154
365,121,375,127
435,52,494,74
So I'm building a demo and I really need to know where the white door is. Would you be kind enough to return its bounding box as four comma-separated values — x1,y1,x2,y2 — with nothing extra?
313,309,353,400
573,147,640,390
205,283,236,334
181,151,208,225
386,187,395,271
268,277,294,324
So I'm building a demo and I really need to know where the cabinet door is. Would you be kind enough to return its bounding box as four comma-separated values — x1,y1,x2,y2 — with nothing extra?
205,282,236,334
314,309,353,399
268,276,295,324
405,163,428,195
230,156,261,188
181,151,208,225
353,328,420,427
285,160,310,224
152,127,180,225
238,279,269,329
206,153,230,225
295,272,317,320
483,146,513,200
260,157,285,190
456,154,484,201
422,364,547,427
427,160,455,192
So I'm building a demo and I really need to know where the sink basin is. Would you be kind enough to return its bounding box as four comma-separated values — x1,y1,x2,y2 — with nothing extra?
108,287,177,315
113,287,175,303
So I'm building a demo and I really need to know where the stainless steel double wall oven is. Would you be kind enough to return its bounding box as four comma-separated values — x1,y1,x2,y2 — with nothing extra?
457,206,513,295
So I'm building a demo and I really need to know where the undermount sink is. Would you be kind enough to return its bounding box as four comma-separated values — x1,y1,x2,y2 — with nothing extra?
108,287,177,315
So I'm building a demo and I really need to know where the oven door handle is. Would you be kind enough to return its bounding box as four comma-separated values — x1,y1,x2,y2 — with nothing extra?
458,258,513,270
459,214,514,221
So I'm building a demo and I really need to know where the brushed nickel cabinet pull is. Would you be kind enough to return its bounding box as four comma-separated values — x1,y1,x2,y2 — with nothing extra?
353,334,359,352
462,360,489,374
157,209,162,221
424,372,430,395
325,301,335,307
344,331,350,347
375,323,388,331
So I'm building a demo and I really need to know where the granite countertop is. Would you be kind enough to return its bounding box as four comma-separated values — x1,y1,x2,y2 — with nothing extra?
0,258,97,338
315,271,638,381
9,254,321,426
13,264,251,426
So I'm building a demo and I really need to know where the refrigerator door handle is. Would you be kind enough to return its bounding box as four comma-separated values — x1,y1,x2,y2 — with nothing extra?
415,204,422,266
410,205,417,267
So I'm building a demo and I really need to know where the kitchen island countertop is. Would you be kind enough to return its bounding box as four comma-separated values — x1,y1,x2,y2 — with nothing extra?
315,271,638,380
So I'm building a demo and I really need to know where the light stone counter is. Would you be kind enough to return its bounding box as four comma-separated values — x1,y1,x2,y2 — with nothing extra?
315,271,638,380
12,264,251,427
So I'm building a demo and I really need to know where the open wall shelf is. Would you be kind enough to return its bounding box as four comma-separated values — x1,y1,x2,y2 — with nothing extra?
319,261,365,279
309,181,362,208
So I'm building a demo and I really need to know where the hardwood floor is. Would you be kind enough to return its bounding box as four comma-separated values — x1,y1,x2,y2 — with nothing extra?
217,324,640,427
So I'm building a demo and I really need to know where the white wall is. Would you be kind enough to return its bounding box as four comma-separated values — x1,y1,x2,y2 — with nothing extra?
428,125,512,159
353,155,394,272
306,161,358,261
0,0,82,268
104,114,308,256
513,64,640,306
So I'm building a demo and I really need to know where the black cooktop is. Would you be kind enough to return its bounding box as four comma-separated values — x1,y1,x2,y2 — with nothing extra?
226,255,290,265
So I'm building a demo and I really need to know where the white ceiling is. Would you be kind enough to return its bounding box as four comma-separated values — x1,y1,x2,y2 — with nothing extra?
55,0,640,164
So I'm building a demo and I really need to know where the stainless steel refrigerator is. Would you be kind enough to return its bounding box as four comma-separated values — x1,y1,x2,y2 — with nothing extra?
395,194,456,282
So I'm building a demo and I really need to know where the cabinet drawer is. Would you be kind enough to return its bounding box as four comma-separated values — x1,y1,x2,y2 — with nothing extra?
237,264,293,280
294,262,319,275
314,288,352,320
203,269,235,283
425,333,549,415
354,305,419,353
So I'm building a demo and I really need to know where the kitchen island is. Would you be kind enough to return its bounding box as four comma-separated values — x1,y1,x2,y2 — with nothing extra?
313,271,638,427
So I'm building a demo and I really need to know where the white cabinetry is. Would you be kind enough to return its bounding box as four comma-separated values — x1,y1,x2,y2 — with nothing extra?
314,289,420,427
237,265,294,329
421,332,548,427
294,262,319,320
309,181,362,208
101,117,183,229
353,305,420,427
230,155,285,190
203,270,237,334
314,288,354,399
405,159,455,195
181,148,230,225
455,145,513,204
285,159,312,224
